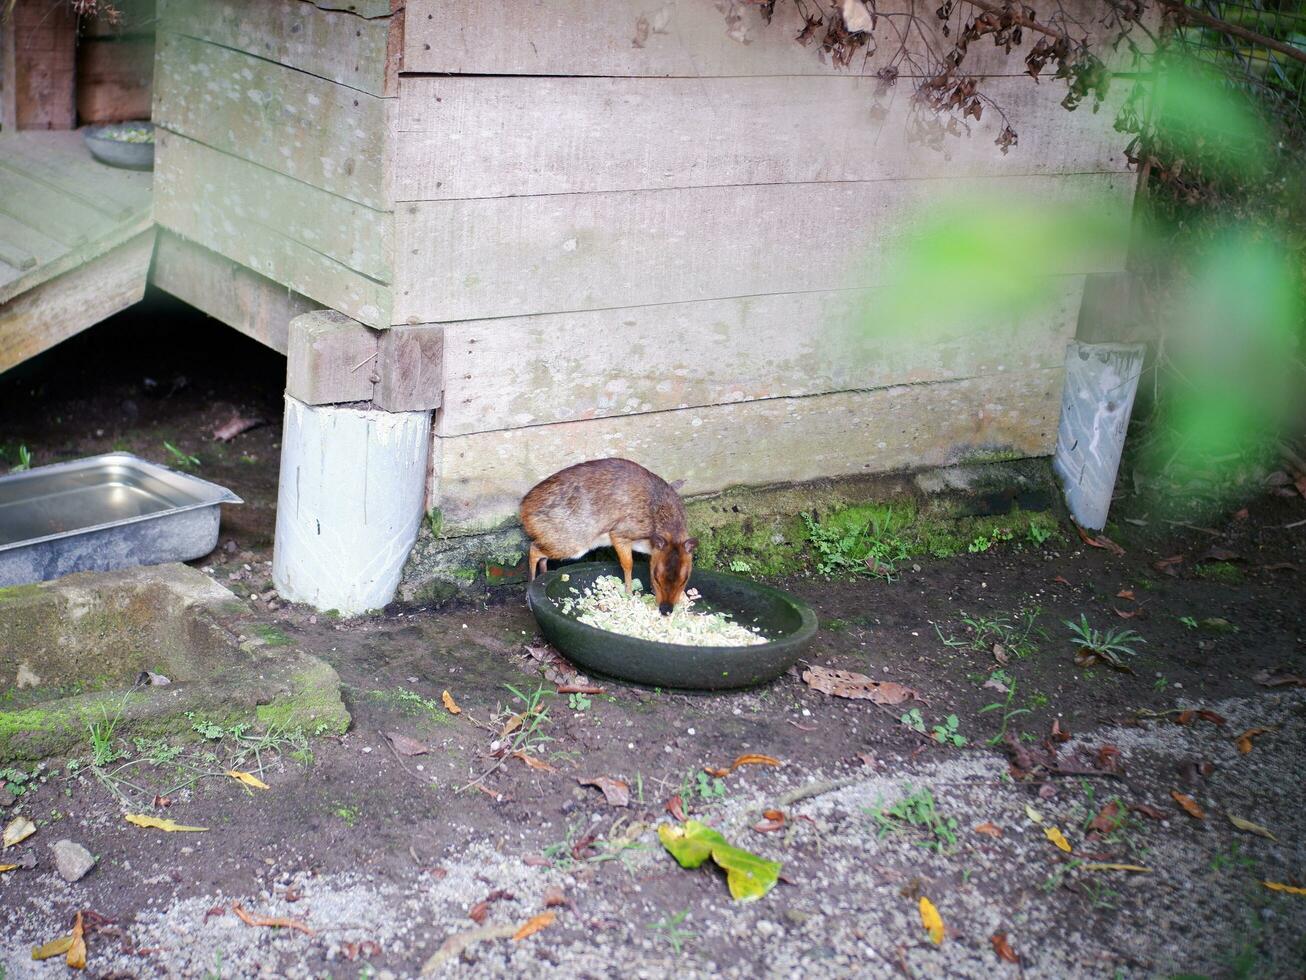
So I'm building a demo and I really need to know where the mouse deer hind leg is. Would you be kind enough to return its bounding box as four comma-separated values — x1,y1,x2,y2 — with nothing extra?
528,542,548,581
609,534,634,594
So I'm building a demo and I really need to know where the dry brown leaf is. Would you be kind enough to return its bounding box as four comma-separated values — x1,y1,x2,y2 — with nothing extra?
1196,709,1227,726
991,931,1019,964
753,809,787,833
1116,589,1136,601
1175,710,1196,726
512,911,556,941
212,414,264,442
232,901,316,936
1052,575,1072,586
801,666,922,705
1253,668,1306,688
513,751,556,773
1129,802,1166,820
1088,801,1121,834
665,795,687,822
386,733,430,757
542,886,568,908
1153,555,1184,576
31,934,74,961
469,890,513,924
577,776,630,807
226,770,270,790
1113,607,1141,619
1170,790,1206,820
3,816,35,848
442,690,462,715
973,822,1003,838
1075,524,1125,555
730,753,783,770
1235,726,1274,754
702,766,731,778
67,911,85,970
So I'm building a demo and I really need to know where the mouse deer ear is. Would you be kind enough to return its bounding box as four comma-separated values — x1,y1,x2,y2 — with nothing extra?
668,479,686,492
684,537,698,553
649,533,667,551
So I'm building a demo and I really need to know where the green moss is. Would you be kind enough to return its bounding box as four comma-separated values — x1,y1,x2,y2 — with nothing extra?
0,583,43,602
1194,562,1245,584
690,515,807,578
255,666,350,734
252,624,293,647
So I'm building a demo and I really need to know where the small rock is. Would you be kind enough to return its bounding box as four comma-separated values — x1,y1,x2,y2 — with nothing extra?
0,784,16,808
51,840,95,882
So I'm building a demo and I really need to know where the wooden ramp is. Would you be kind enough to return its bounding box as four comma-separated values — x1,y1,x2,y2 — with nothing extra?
0,131,154,375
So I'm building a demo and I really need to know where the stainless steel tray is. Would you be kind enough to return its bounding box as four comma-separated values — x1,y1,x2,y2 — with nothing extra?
0,452,241,587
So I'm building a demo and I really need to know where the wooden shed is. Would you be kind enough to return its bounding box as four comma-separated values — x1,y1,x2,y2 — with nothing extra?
1,0,1139,609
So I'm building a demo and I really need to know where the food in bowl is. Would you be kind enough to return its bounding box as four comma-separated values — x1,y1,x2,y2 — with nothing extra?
557,574,765,646
98,124,154,144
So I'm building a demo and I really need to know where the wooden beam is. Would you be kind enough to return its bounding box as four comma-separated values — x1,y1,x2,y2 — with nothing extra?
286,311,379,405
150,230,316,354
0,230,154,376
431,367,1066,533
394,74,1129,203
375,323,442,411
434,276,1086,436
392,172,1134,324
76,37,155,124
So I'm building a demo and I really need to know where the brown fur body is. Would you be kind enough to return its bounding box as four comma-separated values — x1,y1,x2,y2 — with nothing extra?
520,458,697,613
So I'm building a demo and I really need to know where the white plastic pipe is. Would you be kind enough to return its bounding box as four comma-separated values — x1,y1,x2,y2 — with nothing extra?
273,394,431,615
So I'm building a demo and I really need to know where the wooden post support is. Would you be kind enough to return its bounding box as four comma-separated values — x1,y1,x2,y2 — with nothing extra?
374,324,444,412
285,310,379,405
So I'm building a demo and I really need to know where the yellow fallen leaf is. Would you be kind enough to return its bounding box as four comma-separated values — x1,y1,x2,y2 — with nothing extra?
1080,862,1150,872
1024,805,1043,825
1228,815,1278,841
919,896,944,945
31,935,74,960
125,814,208,832
512,910,556,941
67,911,86,970
226,770,270,790
1044,827,1072,853
3,815,35,848
729,753,783,770
442,690,462,715
499,712,524,737
0,863,19,873
1263,881,1306,896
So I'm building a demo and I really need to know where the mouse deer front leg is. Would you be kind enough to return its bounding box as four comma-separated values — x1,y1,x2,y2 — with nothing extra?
609,533,634,594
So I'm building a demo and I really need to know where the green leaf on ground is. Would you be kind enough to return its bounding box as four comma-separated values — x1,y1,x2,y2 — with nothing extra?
659,820,781,902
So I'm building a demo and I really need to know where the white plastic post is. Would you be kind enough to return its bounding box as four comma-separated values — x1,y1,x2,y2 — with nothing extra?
1053,341,1146,531
272,394,431,615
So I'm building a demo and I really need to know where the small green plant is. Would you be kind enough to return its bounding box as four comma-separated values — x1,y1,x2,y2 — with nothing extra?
936,607,1044,659
87,701,128,767
801,506,911,580
1065,615,1145,670
425,507,443,537
132,737,184,765
7,445,32,472
695,771,727,800
0,766,34,798
1179,615,1198,630
931,714,966,747
650,910,696,957
978,678,1032,746
163,440,201,469
900,707,926,733
568,692,592,712
967,527,1013,553
1153,676,1169,691
499,683,555,756
1027,521,1055,545
870,786,959,852
728,559,752,573
334,804,359,827
371,688,454,725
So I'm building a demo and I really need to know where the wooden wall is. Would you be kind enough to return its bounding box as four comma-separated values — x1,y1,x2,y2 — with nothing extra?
76,0,156,125
394,0,1138,534
1,0,77,131
150,0,401,329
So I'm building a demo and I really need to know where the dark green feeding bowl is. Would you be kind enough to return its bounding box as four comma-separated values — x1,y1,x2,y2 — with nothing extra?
526,561,817,691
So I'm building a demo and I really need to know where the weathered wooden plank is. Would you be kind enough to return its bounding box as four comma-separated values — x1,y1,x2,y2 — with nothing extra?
150,231,316,353
432,367,1065,533
0,164,118,248
0,131,153,215
0,213,67,290
375,323,443,411
436,275,1085,436
393,172,1134,324
76,37,154,124
158,0,397,97
155,131,393,283
312,0,393,17
0,212,151,308
395,74,1128,202
402,0,1120,78
153,32,391,210
1,0,77,130
0,230,154,376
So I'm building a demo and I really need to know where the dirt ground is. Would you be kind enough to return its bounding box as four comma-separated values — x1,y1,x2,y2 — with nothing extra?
1,300,1305,979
